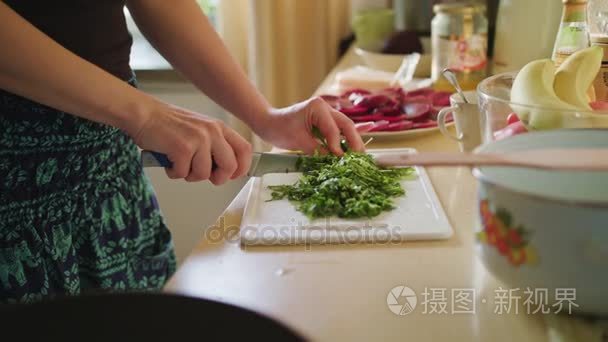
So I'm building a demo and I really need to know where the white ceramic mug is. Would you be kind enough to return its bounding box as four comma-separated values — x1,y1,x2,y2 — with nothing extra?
437,91,482,152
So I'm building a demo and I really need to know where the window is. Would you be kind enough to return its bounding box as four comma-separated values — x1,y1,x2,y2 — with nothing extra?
128,0,219,70
197,0,219,26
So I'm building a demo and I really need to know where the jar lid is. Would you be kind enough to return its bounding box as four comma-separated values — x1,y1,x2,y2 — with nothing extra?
562,0,587,3
433,2,486,15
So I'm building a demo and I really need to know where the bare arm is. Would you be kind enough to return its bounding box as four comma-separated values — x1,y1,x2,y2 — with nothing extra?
126,0,365,154
0,1,252,184
0,1,154,135
126,0,271,132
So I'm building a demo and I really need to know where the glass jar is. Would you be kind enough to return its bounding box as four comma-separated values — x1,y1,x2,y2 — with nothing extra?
431,3,488,92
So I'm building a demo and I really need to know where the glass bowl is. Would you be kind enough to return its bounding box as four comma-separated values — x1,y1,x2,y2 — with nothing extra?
476,72,608,143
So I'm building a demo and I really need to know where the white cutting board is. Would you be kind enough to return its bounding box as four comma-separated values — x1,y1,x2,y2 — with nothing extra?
240,148,453,246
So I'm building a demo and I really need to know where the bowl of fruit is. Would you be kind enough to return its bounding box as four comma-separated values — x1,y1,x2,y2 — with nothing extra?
477,46,608,142
473,129,608,316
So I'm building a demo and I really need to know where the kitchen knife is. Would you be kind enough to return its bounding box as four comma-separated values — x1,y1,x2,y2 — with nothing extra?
144,148,608,175
141,150,301,177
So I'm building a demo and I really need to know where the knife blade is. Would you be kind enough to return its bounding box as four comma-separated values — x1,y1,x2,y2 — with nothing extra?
141,150,301,177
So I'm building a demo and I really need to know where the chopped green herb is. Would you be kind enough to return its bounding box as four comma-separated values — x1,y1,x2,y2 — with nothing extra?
310,125,349,153
267,152,415,219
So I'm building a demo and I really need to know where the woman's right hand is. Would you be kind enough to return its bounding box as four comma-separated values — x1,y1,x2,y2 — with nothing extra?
131,103,252,185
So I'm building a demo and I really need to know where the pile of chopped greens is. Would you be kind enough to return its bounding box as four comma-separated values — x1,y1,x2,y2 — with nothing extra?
267,152,415,219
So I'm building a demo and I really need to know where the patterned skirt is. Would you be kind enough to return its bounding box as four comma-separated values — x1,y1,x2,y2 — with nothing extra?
0,82,176,303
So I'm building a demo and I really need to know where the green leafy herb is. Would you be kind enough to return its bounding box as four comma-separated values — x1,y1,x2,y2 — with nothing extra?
311,125,349,153
311,126,328,150
267,152,415,219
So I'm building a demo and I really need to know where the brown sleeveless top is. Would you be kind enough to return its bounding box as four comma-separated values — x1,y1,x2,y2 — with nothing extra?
5,0,133,81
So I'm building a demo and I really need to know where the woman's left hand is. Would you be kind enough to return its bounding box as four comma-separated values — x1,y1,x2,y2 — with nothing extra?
254,97,366,155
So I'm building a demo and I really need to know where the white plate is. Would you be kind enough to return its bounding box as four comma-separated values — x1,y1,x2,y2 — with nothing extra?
324,78,455,140
240,148,453,246
361,122,454,140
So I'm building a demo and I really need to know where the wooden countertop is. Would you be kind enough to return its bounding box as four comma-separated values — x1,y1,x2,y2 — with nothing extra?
164,48,550,342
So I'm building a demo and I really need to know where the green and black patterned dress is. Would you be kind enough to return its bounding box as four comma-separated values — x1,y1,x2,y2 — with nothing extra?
0,82,177,303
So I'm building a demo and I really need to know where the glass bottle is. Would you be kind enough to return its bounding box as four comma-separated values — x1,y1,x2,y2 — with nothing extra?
552,0,591,67
394,0,433,34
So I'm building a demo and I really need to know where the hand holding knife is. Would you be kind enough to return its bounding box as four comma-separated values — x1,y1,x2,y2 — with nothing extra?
141,150,302,177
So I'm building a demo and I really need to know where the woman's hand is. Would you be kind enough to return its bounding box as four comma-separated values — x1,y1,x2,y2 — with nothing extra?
131,103,252,185
125,4,365,157
254,97,365,155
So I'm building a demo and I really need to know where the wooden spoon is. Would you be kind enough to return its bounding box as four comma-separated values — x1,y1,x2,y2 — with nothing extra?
374,149,608,171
